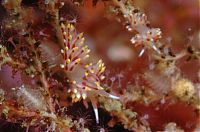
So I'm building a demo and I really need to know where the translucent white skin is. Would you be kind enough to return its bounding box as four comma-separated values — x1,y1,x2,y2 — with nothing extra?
74,83,120,123
91,91,119,124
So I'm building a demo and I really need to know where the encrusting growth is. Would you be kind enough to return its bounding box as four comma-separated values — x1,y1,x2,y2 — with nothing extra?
0,44,12,69
172,78,195,102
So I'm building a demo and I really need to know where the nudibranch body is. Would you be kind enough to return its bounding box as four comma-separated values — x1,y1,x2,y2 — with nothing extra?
60,23,119,123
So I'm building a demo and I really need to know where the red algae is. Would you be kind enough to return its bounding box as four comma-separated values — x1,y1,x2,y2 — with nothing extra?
128,98,199,131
